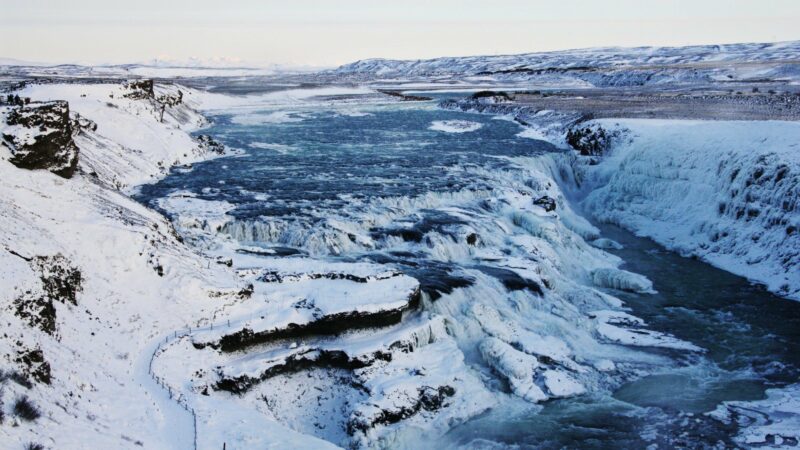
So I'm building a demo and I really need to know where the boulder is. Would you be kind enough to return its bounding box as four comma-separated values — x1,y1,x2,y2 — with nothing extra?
2,101,80,178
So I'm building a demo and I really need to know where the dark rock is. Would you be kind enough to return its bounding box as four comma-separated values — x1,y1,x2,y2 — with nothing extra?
2,101,80,178
474,265,543,295
347,385,456,435
195,134,226,155
466,233,479,245
566,125,615,157
122,79,155,100
215,285,420,352
13,253,82,335
470,91,512,101
533,196,557,212
214,348,371,394
377,89,432,101
15,347,51,385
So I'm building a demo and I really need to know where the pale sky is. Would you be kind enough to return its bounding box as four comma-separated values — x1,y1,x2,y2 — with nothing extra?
1,0,799,67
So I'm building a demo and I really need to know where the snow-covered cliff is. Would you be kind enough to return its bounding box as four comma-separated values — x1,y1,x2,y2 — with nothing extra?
540,119,800,301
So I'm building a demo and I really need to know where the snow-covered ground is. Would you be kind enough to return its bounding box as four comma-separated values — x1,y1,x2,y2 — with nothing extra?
326,41,800,87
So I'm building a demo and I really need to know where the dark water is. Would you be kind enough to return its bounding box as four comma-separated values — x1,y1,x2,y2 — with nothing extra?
137,103,558,221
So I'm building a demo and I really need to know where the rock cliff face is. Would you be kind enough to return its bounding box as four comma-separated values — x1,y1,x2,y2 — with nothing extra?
1,100,79,178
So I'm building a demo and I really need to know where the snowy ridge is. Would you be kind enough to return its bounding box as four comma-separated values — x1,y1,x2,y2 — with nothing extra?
329,41,800,85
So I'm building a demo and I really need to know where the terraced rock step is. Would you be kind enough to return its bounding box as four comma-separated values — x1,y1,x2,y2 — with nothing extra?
212,316,443,394
191,264,422,352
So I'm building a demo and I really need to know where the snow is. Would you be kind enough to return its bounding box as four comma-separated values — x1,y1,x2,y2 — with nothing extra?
577,119,800,300
479,337,547,403
429,120,483,133
591,267,656,293
15,82,216,189
330,41,800,87
708,383,800,448
0,81,338,449
591,310,704,352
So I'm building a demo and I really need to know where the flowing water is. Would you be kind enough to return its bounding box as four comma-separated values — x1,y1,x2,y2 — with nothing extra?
435,224,800,449
136,93,800,448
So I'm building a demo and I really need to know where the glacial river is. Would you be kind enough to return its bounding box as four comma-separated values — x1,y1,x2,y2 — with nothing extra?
136,92,800,449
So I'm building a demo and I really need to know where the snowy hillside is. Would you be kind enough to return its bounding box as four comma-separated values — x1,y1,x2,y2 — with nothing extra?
329,41,800,86
0,81,343,449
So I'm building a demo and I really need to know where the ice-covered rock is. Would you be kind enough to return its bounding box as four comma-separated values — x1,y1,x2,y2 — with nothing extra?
479,337,548,403
591,267,656,293
708,384,800,448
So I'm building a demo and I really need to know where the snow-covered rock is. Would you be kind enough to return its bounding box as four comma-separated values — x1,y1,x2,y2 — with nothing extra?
1,100,79,178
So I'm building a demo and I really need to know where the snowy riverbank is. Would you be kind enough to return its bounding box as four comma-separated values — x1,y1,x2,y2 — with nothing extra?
565,119,800,300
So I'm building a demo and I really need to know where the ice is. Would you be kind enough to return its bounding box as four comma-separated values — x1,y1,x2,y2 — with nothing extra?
577,119,800,300
591,267,656,293
708,384,800,448
429,120,483,133
479,337,547,403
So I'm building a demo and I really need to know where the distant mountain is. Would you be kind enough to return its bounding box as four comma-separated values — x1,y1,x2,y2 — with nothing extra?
329,41,800,80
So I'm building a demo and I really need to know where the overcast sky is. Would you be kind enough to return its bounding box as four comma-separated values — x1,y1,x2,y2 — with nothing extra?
1,0,799,67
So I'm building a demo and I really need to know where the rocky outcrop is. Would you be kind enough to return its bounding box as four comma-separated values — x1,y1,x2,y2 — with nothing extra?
377,90,432,101
214,348,387,394
122,79,155,100
12,253,83,335
565,124,616,156
470,90,512,102
346,385,455,434
2,101,80,178
195,134,225,155
534,195,557,212
208,285,420,352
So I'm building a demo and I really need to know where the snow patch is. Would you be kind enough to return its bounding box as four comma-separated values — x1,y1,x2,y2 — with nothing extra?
429,120,483,133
